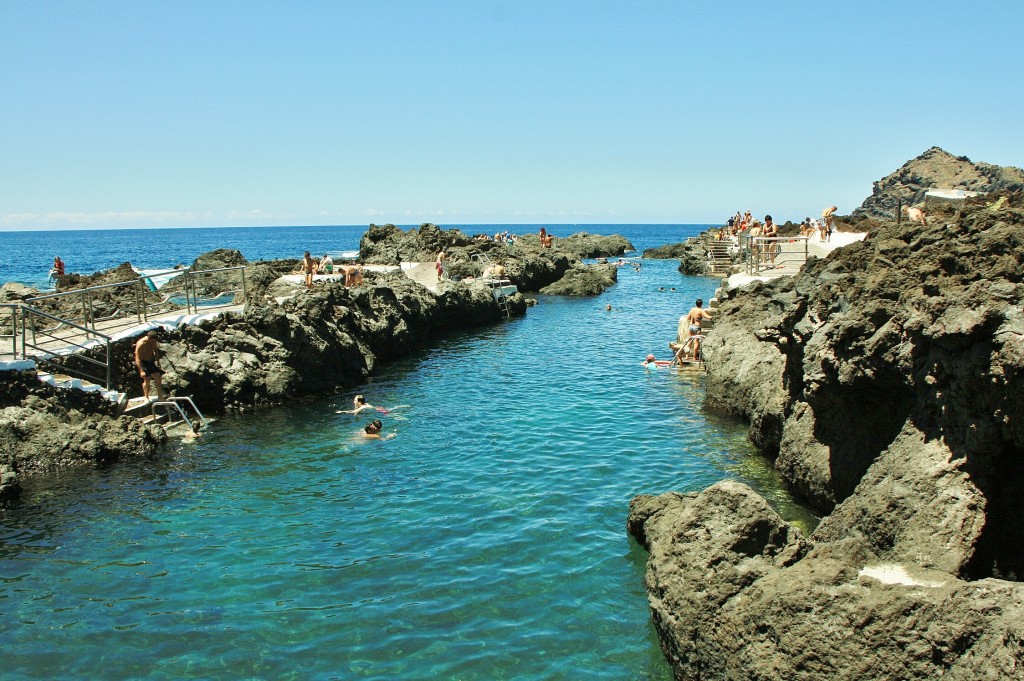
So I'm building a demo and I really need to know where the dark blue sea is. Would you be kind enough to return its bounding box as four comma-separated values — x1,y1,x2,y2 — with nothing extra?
1,224,815,680
1,223,709,290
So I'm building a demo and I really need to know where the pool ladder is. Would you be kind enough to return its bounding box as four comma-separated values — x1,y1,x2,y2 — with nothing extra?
472,254,512,318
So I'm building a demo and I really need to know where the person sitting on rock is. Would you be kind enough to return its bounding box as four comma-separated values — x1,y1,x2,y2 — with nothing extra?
902,205,928,226
318,253,334,275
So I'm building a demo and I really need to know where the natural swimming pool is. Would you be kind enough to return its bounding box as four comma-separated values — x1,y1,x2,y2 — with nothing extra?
1,259,815,680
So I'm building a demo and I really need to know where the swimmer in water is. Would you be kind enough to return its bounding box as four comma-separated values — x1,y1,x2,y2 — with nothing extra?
337,394,375,414
337,395,412,416
361,418,396,440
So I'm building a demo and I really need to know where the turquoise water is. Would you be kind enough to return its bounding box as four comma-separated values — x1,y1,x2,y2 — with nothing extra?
1,258,814,680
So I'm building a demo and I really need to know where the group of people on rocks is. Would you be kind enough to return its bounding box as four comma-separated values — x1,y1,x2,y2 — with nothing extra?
722,205,839,245
298,251,363,289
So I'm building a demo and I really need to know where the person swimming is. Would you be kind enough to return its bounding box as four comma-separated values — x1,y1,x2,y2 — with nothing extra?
337,394,375,414
361,418,396,440
337,395,411,416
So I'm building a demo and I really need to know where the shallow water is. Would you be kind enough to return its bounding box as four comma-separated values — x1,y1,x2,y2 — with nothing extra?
1,258,815,680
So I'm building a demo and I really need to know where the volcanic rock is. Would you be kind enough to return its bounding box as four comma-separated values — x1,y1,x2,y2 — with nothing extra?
853,146,1024,220
539,263,617,296
631,189,1024,679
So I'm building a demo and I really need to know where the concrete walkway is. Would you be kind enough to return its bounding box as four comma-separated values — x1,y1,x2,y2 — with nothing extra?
726,232,866,290
1,304,244,365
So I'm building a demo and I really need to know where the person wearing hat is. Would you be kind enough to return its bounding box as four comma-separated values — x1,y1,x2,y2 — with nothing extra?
134,330,165,401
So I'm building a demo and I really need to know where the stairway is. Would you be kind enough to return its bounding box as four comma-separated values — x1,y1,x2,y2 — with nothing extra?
706,240,734,275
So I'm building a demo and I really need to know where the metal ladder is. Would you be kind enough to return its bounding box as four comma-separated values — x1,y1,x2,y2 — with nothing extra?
472,253,512,318
152,396,209,434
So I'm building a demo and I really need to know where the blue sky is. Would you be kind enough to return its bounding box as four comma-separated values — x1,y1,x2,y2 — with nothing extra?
2,1,1021,230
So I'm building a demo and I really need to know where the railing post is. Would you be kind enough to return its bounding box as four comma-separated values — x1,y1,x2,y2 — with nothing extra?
136,280,144,324
80,290,90,336
241,268,247,305
105,340,112,390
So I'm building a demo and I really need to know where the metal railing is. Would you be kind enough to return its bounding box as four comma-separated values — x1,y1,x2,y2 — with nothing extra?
746,236,810,274
22,266,247,336
153,396,208,433
26,278,146,332
1,303,20,358
20,304,113,389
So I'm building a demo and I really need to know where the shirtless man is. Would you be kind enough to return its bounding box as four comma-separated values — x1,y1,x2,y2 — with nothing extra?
341,394,375,414
134,330,165,400
821,206,838,242
362,419,396,440
682,299,712,361
300,251,316,288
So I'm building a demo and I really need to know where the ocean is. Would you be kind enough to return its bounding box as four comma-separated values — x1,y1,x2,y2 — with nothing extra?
0,223,711,290
1,224,815,680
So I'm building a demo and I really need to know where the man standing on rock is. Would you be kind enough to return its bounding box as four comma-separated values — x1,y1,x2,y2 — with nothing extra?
134,330,165,401
678,299,712,361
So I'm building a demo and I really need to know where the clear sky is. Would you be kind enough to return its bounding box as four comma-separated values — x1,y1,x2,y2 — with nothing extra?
2,1,1021,230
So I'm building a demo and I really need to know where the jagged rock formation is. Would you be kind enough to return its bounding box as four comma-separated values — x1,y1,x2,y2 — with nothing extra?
538,262,617,295
629,482,1024,680
358,223,632,293
630,191,1024,679
104,270,521,413
0,368,166,500
853,146,1024,220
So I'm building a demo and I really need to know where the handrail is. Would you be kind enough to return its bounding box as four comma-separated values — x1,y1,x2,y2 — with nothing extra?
747,236,810,274
153,396,208,432
670,333,706,366
23,265,247,329
152,400,196,432
20,304,113,389
1,303,20,357
166,396,208,428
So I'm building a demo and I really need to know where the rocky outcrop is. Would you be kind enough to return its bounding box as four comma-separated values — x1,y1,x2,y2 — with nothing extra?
0,368,166,496
631,190,1024,679
642,239,711,276
96,270,522,413
853,146,1024,220
629,482,1024,680
358,223,632,293
642,243,692,259
555,232,633,259
538,263,617,296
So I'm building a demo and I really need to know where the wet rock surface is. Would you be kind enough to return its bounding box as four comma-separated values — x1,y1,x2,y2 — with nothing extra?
631,192,1024,678
0,368,166,501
